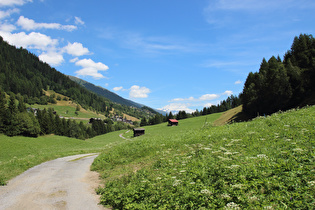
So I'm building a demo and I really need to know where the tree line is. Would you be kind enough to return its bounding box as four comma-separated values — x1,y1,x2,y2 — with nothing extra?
139,94,241,126
242,34,315,117
0,90,132,139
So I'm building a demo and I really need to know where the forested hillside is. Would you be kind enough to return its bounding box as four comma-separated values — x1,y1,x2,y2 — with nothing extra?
242,34,315,117
0,36,159,118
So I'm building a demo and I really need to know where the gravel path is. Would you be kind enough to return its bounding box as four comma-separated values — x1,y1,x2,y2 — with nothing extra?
0,154,108,210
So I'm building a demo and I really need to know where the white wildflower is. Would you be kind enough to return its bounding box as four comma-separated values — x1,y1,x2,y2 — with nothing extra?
307,181,315,186
156,177,162,180
225,202,240,209
293,148,303,152
179,170,186,173
200,189,212,195
221,193,231,199
173,179,181,186
257,154,268,159
190,182,195,185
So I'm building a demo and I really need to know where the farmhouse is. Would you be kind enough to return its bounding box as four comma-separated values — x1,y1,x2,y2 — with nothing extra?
168,119,179,126
133,128,145,137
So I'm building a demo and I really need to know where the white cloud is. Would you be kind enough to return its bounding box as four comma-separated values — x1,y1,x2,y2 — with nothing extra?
159,103,195,114
0,8,19,19
199,94,219,101
70,57,79,63
0,23,16,32
234,80,242,84
17,16,77,31
113,86,123,91
203,103,214,107
223,90,233,96
63,42,89,56
129,85,150,98
74,16,84,25
0,31,58,50
0,0,32,7
39,51,64,66
75,58,109,79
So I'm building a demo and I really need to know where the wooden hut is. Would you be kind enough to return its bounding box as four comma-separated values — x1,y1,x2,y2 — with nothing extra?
133,128,145,137
168,119,179,126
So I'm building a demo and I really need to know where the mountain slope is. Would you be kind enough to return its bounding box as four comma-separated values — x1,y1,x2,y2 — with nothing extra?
68,76,143,108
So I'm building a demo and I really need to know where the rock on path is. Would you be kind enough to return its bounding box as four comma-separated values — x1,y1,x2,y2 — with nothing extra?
0,154,107,210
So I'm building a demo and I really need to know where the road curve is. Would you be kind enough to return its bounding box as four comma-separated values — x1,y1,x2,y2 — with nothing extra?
0,154,107,210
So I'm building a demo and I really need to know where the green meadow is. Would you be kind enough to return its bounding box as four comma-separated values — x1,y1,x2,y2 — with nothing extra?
1,106,314,209
93,106,315,209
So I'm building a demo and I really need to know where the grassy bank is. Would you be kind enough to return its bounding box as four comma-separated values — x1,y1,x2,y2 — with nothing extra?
93,106,315,209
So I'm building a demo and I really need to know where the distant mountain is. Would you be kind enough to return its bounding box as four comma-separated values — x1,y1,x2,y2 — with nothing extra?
69,76,167,115
68,76,143,108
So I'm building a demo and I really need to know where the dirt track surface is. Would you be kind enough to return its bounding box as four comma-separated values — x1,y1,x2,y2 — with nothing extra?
0,154,107,210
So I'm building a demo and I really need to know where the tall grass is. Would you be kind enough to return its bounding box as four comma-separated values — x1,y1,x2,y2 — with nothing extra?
93,106,315,209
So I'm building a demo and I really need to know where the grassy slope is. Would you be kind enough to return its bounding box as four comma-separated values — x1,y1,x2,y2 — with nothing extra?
93,106,315,209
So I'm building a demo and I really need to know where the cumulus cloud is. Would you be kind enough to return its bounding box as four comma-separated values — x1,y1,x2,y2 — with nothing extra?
0,31,58,50
63,42,89,56
223,90,233,96
129,85,151,98
113,86,124,91
17,16,77,31
199,94,219,101
159,103,195,114
74,58,109,79
0,23,16,32
0,8,19,19
0,0,32,7
39,51,64,66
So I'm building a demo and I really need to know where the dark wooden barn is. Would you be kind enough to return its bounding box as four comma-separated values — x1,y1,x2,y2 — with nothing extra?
168,119,179,126
133,128,145,137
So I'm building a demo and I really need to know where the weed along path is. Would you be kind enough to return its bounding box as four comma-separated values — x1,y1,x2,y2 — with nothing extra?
0,154,107,210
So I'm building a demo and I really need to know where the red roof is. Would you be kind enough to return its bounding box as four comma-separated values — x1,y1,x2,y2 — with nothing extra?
169,119,178,123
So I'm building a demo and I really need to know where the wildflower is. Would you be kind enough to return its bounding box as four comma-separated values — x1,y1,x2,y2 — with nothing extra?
224,152,233,155
173,179,181,186
293,148,303,152
307,181,315,186
257,154,268,159
203,147,211,150
221,193,231,199
179,170,186,173
190,182,195,185
156,177,162,180
171,176,176,179
200,189,212,195
225,202,240,209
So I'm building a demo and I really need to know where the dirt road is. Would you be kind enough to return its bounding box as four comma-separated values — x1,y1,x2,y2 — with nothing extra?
0,154,108,210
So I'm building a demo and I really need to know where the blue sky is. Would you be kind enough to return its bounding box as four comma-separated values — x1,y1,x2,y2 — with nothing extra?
0,0,314,113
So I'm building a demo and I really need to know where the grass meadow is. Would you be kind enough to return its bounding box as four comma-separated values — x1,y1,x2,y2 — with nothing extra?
93,106,315,209
1,106,314,209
